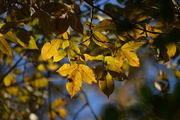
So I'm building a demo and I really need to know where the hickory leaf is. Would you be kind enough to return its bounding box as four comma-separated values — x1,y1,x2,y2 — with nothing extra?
57,64,96,98
99,72,114,97
41,39,61,61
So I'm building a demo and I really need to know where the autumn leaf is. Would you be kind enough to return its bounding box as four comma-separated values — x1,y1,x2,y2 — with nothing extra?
165,42,176,59
92,31,109,48
57,64,96,98
0,37,13,57
116,41,146,67
93,19,116,32
41,39,61,61
99,72,114,97
53,50,67,62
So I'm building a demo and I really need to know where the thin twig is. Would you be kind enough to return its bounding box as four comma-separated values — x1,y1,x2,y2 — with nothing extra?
0,52,27,83
81,90,98,120
72,103,87,120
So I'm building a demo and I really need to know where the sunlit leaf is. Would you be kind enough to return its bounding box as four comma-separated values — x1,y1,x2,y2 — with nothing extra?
99,73,114,97
56,64,78,76
165,42,176,59
79,64,97,84
146,23,162,38
66,70,82,98
92,31,109,48
41,39,61,61
122,51,140,67
37,64,47,72
48,111,56,119
0,37,13,57
53,50,66,62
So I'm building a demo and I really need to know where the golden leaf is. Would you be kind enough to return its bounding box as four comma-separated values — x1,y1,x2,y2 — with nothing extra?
0,37,13,57
99,72,114,97
165,42,176,59
56,64,78,76
53,50,66,62
41,39,61,61
92,31,109,48
79,64,97,84
62,40,69,49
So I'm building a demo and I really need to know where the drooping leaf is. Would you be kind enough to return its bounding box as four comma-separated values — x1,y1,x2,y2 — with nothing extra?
66,70,82,98
99,73,114,97
41,39,61,61
0,37,13,57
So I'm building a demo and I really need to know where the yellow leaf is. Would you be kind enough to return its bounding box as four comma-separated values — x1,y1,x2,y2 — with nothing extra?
83,36,90,47
92,31,109,48
99,72,114,97
93,19,116,32
62,29,70,39
30,77,48,88
80,54,92,61
3,74,16,87
56,64,78,76
41,39,61,61
67,49,76,62
6,87,19,95
122,51,140,67
53,50,66,62
115,50,124,68
165,42,176,59
120,41,145,67
91,55,104,60
105,56,122,68
51,98,67,108
37,64,47,72
121,41,146,51
57,108,67,118
0,37,13,57
3,31,18,43
66,70,82,98
26,36,38,49
62,40,69,49
146,24,162,38
79,64,97,84
48,111,56,119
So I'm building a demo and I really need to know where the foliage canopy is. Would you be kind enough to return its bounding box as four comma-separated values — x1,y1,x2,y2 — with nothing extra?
0,0,180,119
